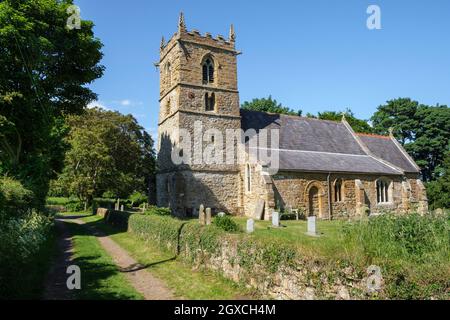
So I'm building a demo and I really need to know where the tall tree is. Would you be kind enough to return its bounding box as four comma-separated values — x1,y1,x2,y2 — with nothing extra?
0,0,104,207
371,98,420,144
372,99,450,182
241,96,302,116
317,109,373,134
57,108,156,206
426,151,450,210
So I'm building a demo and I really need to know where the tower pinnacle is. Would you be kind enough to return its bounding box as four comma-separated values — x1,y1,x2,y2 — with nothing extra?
178,12,186,33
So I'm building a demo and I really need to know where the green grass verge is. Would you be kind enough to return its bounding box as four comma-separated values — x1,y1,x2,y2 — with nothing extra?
65,220,143,300
80,215,257,300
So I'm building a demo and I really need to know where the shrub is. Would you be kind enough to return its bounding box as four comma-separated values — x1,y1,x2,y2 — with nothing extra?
104,210,133,230
0,212,53,298
93,198,116,209
0,176,34,217
128,191,148,207
102,191,116,199
179,223,225,261
144,206,171,216
128,214,184,254
213,215,239,232
280,213,297,220
64,200,84,212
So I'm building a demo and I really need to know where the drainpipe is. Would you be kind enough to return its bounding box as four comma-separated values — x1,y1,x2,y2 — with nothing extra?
327,172,332,220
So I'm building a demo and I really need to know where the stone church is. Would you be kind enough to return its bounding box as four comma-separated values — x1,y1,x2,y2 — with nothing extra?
156,14,428,220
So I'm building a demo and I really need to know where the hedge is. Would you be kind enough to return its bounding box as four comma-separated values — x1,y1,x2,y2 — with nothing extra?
104,210,133,230
128,214,185,255
106,212,302,281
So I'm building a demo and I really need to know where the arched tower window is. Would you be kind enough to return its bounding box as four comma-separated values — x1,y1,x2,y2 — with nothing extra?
376,179,391,203
202,58,214,84
205,92,215,111
334,179,343,202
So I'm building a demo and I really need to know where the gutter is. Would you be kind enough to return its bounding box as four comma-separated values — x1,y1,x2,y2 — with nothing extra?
327,172,332,221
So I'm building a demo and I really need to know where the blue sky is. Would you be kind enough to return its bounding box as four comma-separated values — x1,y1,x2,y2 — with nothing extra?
74,0,450,140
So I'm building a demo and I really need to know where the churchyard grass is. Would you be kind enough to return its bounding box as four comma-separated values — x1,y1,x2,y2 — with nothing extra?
232,218,347,258
80,215,257,300
233,214,449,299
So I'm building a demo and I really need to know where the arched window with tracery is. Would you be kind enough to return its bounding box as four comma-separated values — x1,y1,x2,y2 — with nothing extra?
376,179,391,203
202,57,214,84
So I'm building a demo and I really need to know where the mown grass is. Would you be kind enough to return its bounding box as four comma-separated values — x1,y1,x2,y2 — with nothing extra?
65,220,143,300
233,217,347,258
80,214,257,300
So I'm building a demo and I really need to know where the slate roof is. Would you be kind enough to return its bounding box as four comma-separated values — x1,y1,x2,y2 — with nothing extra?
240,110,415,175
358,134,420,173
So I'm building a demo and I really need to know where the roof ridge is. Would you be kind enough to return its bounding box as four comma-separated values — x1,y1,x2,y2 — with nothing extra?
357,132,391,140
240,109,342,124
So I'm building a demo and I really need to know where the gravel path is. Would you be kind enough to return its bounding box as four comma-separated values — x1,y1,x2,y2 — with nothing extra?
76,218,177,300
42,218,76,300
43,216,177,300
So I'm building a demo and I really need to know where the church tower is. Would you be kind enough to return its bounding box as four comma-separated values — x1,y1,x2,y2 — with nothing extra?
156,13,242,216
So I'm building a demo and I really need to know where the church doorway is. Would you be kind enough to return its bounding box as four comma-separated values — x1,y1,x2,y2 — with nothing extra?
306,183,325,218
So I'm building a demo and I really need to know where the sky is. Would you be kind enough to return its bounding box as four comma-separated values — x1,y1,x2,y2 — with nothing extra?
74,0,450,140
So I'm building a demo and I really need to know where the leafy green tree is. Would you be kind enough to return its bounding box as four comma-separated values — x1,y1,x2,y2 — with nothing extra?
317,109,373,133
0,0,104,208
426,152,450,210
371,98,420,144
56,108,156,206
241,96,302,116
372,99,450,182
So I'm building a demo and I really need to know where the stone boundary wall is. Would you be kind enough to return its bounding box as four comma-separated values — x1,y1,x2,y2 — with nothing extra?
104,210,376,300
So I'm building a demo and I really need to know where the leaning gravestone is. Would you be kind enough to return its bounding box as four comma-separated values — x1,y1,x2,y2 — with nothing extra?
199,204,205,225
272,212,280,227
306,216,318,236
205,208,212,226
246,219,254,233
254,199,265,220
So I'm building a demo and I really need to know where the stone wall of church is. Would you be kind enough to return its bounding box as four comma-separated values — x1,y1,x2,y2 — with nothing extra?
156,170,240,216
242,171,427,219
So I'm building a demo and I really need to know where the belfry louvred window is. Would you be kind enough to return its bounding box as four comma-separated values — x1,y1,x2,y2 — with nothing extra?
202,58,214,84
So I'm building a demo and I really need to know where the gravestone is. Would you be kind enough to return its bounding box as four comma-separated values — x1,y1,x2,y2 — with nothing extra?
246,219,254,233
217,212,226,217
307,216,318,236
205,208,212,226
120,205,124,212
272,212,280,227
254,199,265,220
199,204,205,225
